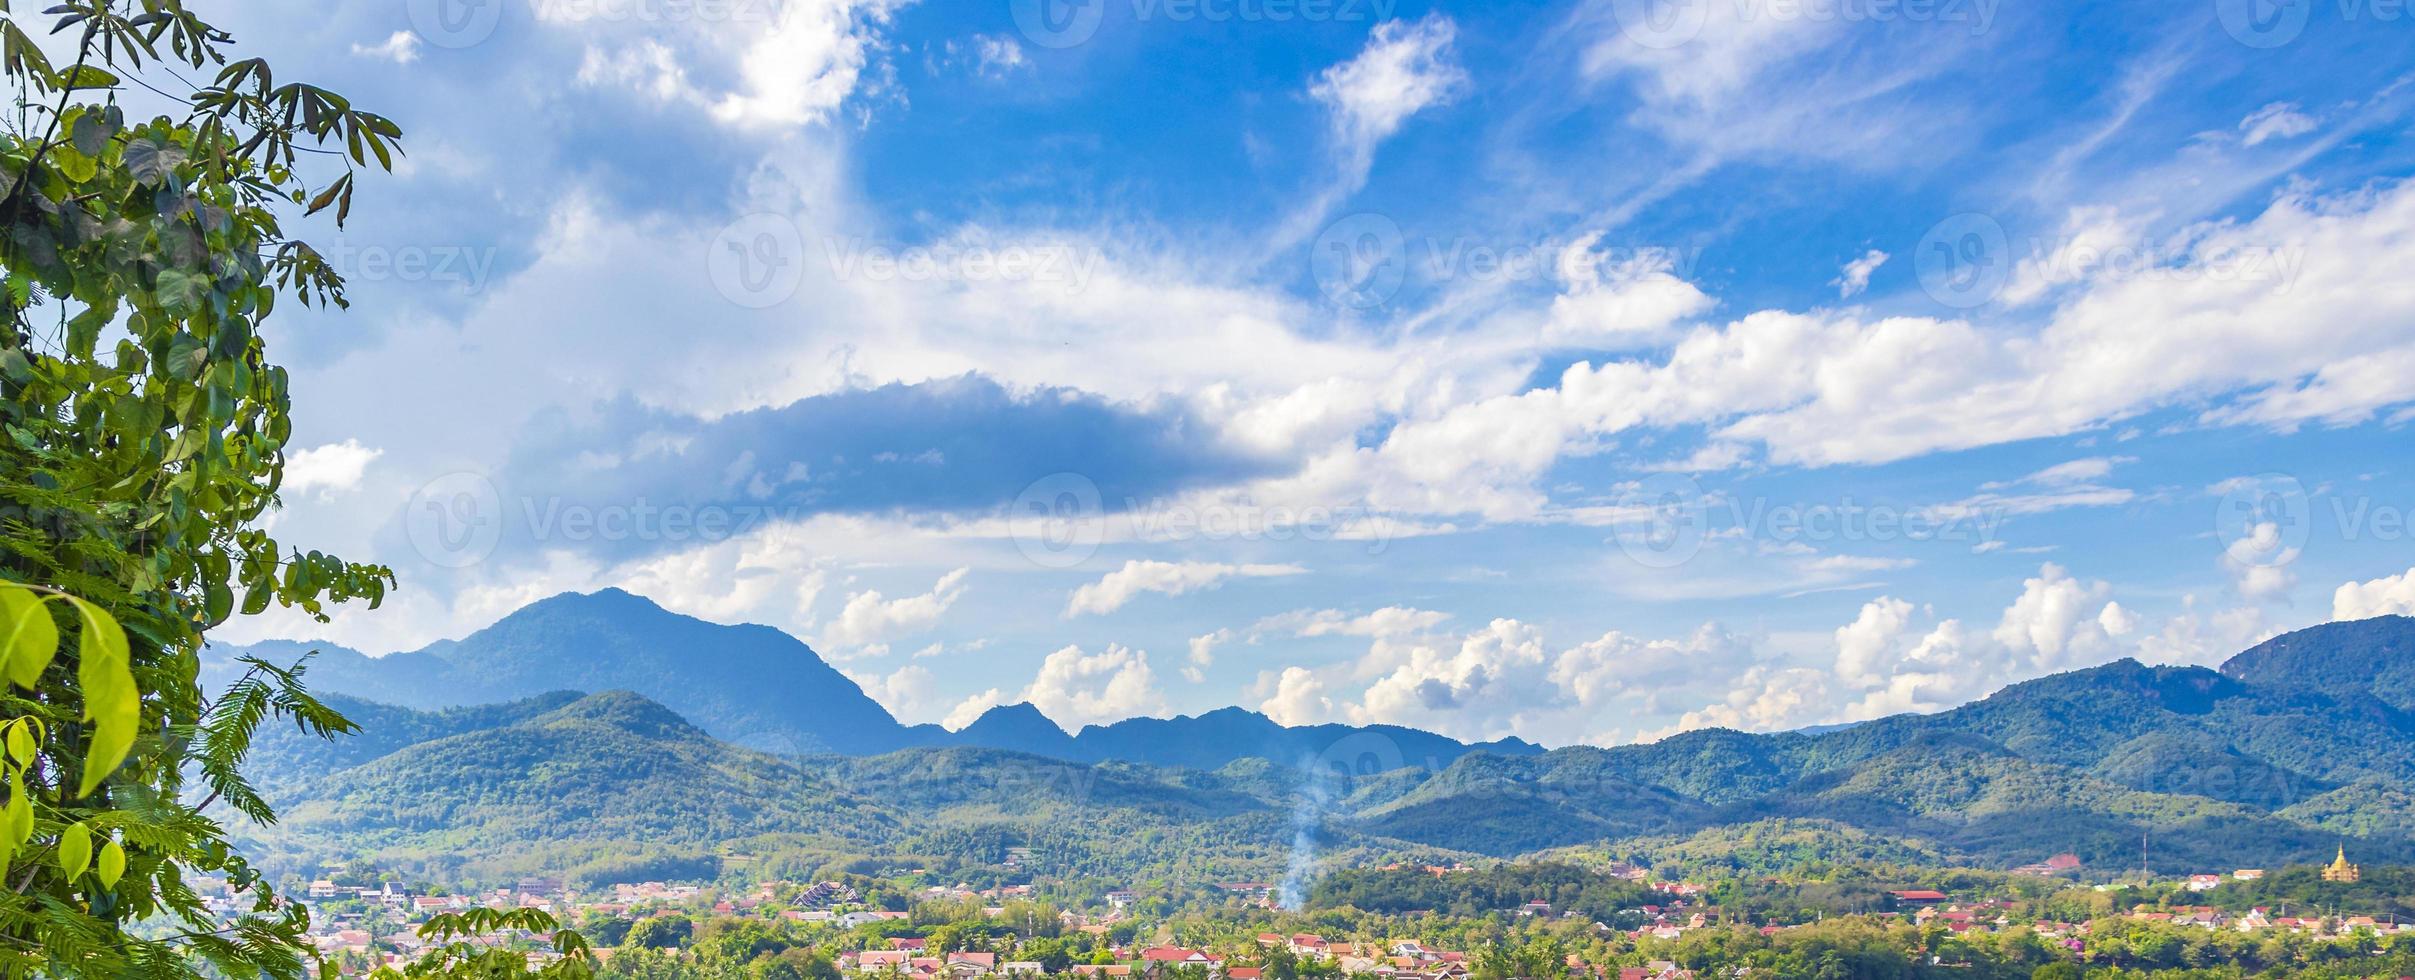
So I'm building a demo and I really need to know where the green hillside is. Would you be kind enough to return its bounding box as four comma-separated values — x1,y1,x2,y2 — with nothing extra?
235,616,2415,887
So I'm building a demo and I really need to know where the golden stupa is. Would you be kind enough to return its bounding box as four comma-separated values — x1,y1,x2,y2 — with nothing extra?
2322,845,2361,883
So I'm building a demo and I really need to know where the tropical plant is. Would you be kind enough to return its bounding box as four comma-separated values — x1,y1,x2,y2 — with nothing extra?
0,0,578,975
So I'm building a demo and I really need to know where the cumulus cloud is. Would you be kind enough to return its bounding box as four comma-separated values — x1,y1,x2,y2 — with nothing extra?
558,0,907,128
1259,666,1334,725
1542,235,1716,345
854,663,946,724
2335,566,2415,620
1182,629,1232,683
1020,644,1168,727
941,688,1006,731
284,440,383,498
822,567,969,651
1348,619,1565,740
1065,560,1306,617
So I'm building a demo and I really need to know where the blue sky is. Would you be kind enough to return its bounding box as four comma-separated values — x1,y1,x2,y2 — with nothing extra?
208,0,2415,746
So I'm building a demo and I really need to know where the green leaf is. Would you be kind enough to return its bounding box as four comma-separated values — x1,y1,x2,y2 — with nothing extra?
69,106,114,157
55,64,117,89
2,769,28,847
154,268,210,316
67,599,138,798
57,822,90,879
0,587,59,689
51,141,96,183
120,135,184,186
4,722,31,767
64,305,111,359
95,838,123,888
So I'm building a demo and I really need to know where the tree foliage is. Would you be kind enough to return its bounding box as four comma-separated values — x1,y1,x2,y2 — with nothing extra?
0,0,578,975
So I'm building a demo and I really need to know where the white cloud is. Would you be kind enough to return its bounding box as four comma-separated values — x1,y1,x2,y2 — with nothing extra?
1182,629,1232,683
1280,15,1464,242
1542,235,1716,345
2239,102,2317,147
350,31,421,64
1994,563,2129,671
1258,666,1333,726
2137,596,2272,667
1832,249,1888,298
1312,16,1465,169
1065,560,1305,617
1019,644,1168,727
964,34,1026,78
1996,456,2137,488
2335,566,2415,620
941,688,1006,731
1262,606,1453,639
284,440,382,498
822,567,969,650
1347,618,1563,740
854,663,944,724
556,0,906,129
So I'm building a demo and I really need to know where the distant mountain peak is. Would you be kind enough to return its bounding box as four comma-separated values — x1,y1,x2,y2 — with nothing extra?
2219,614,2415,713
963,702,1065,734
537,690,707,740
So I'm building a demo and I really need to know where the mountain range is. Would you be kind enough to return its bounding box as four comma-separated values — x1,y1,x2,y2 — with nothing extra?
212,588,1539,766
222,595,2415,888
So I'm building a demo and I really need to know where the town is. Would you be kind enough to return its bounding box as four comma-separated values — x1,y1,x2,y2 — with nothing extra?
228,849,2415,978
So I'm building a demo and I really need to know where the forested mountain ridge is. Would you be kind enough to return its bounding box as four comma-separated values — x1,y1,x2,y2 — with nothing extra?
236,615,2415,885
212,588,1539,766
